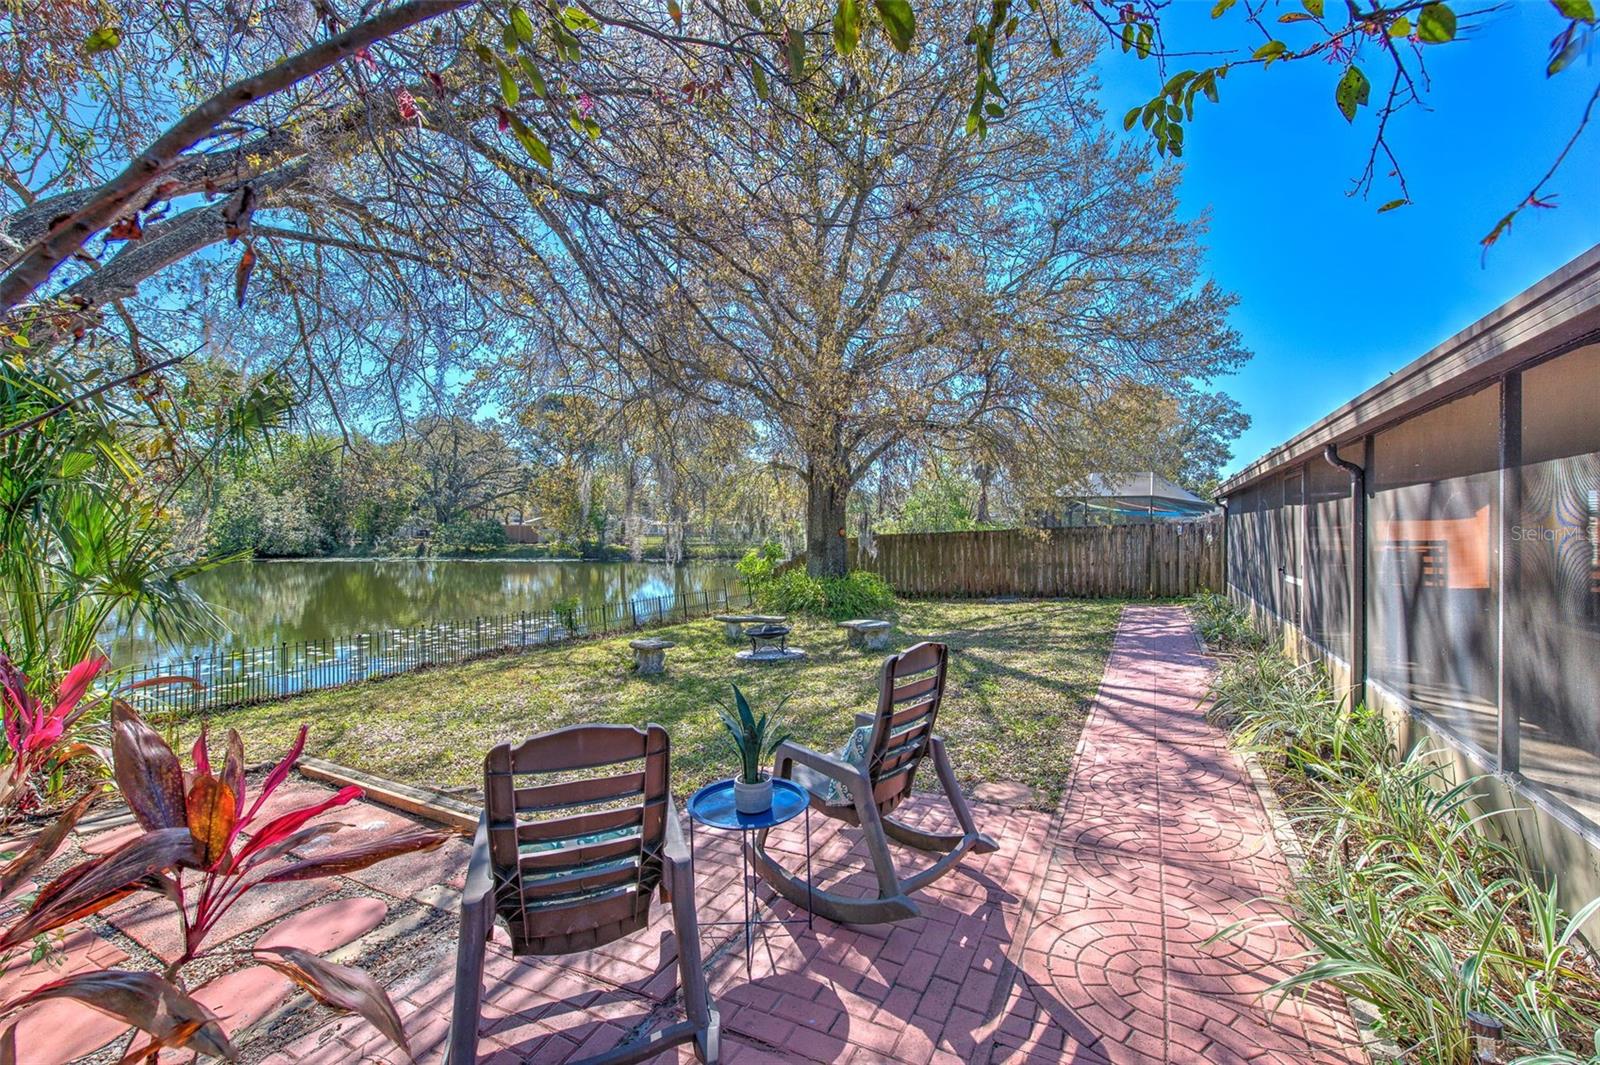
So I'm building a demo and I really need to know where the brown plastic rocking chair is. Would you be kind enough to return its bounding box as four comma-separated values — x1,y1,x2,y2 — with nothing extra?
446,724,719,1064
750,641,998,924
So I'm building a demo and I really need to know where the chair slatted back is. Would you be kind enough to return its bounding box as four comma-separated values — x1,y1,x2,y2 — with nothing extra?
865,641,947,815
483,724,670,955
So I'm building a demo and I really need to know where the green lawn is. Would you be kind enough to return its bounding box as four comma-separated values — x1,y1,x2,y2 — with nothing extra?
203,598,1123,808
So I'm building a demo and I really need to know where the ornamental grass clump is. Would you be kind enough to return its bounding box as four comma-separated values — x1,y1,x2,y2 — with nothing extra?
1203,598,1600,1064
1189,591,1271,653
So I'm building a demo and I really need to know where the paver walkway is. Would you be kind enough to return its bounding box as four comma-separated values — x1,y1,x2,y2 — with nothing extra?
4,604,1363,1063
1018,604,1363,1063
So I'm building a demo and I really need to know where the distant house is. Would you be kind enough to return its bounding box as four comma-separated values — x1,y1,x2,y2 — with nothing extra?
1044,472,1219,527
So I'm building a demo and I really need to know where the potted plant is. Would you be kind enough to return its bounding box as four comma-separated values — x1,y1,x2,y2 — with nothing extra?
716,684,789,815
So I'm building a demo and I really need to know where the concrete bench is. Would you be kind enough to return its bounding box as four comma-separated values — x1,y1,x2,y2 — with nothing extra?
838,619,892,651
629,637,675,675
711,613,788,640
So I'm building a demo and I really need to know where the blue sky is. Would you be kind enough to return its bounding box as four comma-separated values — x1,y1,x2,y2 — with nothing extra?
1094,3,1600,477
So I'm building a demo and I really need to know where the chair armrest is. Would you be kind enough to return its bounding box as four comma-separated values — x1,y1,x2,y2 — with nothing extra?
462,811,494,909
773,739,870,791
853,711,875,730
663,792,691,866
661,792,693,903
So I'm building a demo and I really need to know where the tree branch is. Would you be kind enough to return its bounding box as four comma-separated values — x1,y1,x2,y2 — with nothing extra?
0,0,468,314
0,354,189,441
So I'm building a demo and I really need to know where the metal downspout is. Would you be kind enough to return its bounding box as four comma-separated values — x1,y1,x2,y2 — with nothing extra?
1323,444,1367,703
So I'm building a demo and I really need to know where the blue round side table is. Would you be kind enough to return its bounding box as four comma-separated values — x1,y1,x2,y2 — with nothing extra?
687,778,814,978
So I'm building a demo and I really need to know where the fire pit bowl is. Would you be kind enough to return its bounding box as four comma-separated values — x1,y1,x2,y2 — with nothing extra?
743,624,791,654
735,623,805,662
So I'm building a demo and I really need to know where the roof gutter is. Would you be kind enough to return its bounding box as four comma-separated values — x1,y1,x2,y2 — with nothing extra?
1221,244,1600,496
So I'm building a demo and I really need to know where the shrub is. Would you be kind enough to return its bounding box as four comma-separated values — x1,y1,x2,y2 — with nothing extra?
0,703,446,1058
756,569,895,621
207,480,325,558
1206,652,1390,783
757,569,827,616
550,594,581,630
1209,647,1600,1063
735,541,785,589
0,655,108,833
820,570,896,620
434,515,508,552
1188,592,1270,653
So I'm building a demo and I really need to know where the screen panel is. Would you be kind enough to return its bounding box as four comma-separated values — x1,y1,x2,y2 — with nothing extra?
1226,481,1251,599
1304,453,1353,659
1228,479,1280,616
1279,467,1305,629
1369,382,1500,759
1509,343,1600,818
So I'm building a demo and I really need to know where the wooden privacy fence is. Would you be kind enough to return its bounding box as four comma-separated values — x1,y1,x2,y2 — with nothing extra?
845,520,1223,598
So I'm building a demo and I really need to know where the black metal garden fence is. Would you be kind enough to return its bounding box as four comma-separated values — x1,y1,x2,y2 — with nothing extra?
114,583,753,720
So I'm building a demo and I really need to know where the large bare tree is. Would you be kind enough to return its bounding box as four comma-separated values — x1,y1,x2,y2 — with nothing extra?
4,1,1244,576
517,5,1246,574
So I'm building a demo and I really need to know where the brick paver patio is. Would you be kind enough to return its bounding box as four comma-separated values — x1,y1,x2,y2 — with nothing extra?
6,604,1363,1063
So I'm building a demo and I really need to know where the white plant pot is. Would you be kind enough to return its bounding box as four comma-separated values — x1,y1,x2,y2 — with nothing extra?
734,776,773,815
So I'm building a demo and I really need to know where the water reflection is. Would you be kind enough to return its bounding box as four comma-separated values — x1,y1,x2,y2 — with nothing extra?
109,559,741,662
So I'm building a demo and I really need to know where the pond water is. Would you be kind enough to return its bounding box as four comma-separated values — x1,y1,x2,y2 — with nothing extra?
110,558,742,665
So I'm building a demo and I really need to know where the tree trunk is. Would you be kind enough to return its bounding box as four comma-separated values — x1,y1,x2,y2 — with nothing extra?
624,459,642,561
805,475,850,578
666,503,685,564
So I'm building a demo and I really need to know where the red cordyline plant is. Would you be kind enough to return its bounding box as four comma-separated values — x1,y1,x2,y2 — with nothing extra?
0,654,110,834
0,703,447,1062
